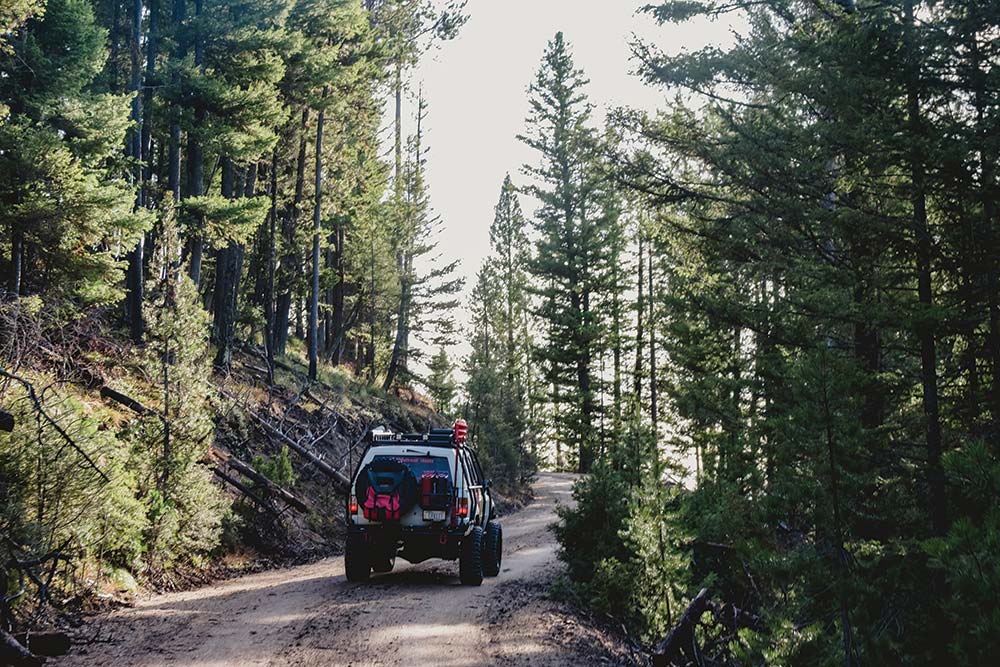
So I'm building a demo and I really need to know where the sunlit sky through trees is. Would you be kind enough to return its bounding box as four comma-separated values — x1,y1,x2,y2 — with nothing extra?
407,0,739,369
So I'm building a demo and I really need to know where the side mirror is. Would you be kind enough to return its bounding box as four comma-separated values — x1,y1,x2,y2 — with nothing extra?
485,479,493,490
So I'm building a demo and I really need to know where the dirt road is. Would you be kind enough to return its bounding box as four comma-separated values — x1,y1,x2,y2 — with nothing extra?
55,473,632,667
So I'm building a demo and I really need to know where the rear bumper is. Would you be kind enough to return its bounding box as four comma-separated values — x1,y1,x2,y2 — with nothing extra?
347,522,469,538
347,522,470,562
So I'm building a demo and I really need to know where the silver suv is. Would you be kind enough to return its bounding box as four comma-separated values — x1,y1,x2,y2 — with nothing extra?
344,421,503,586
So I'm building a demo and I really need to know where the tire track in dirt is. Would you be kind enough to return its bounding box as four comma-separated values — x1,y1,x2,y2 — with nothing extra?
55,473,601,667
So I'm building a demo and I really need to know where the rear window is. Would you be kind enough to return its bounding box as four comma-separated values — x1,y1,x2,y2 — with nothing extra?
371,454,452,480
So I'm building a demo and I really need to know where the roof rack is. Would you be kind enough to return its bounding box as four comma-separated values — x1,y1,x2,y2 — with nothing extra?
366,421,468,449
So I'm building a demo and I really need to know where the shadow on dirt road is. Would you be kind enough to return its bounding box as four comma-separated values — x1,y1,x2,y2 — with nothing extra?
54,473,623,667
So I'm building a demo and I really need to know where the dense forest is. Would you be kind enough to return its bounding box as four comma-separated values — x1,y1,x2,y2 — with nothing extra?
1,0,999,665
502,3,999,667
0,0,471,650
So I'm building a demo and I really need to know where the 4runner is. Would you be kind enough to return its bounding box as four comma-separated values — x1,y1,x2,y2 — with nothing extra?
344,420,503,586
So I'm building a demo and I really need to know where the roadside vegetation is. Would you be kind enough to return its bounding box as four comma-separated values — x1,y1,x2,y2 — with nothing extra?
0,0,470,649
486,4,1000,666
2,0,998,665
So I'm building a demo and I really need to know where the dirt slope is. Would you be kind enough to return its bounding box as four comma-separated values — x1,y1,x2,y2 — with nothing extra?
55,473,638,667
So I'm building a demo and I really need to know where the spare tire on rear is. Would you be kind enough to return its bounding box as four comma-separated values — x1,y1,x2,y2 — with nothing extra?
355,458,419,521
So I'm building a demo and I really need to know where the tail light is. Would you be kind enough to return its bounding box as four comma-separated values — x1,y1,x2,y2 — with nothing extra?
349,496,358,514
456,497,469,518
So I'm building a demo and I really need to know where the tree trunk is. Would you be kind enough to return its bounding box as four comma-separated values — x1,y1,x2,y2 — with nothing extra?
652,589,711,667
383,256,410,391
394,59,403,186
275,108,310,356
212,159,243,370
167,0,186,203
648,236,658,445
141,0,159,190
10,224,23,296
265,149,278,383
308,95,327,381
186,0,206,285
367,232,377,383
329,224,347,364
0,628,42,667
632,231,645,475
905,0,946,537
125,0,145,342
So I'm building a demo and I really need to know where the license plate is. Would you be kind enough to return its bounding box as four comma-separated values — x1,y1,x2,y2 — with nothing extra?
423,510,446,522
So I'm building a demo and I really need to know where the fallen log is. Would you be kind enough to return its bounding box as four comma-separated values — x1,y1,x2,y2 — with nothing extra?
0,409,13,432
14,631,71,658
0,628,43,667
211,448,309,513
652,588,712,667
99,386,154,416
213,468,278,515
247,413,351,492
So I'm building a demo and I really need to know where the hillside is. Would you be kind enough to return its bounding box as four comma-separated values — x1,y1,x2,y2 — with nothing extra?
0,300,442,621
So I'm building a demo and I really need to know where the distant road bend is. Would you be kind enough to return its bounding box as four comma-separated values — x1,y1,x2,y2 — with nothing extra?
56,473,585,667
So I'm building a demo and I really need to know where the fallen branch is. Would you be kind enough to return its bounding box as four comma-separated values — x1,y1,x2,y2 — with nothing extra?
210,448,309,513
212,469,278,515
0,628,42,667
247,413,350,492
653,588,712,667
98,386,154,416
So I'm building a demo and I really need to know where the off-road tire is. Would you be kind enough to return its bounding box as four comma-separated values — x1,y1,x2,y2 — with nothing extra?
372,555,395,573
483,521,502,577
459,526,484,586
345,534,371,582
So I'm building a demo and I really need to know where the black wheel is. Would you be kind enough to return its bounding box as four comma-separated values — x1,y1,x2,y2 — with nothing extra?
483,521,502,577
459,526,484,586
345,534,371,582
372,554,396,573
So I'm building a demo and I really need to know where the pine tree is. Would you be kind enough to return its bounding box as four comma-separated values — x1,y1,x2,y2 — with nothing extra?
383,96,463,390
463,176,538,490
139,217,228,570
0,0,145,305
424,347,457,416
519,32,618,474
570,0,1000,661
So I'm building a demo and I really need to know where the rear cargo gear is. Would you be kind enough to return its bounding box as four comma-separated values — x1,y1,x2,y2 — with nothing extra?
355,459,418,522
420,473,452,509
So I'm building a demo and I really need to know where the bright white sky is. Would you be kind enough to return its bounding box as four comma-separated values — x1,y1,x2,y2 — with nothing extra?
406,0,738,368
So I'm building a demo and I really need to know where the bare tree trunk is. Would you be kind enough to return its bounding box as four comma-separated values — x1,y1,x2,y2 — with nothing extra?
329,224,347,364
382,59,408,390
275,108,310,356
212,159,244,370
125,0,145,342
367,232,377,383
633,231,645,475
648,236,658,445
265,149,278,383
186,0,206,286
141,0,159,190
905,0,946,537
167,0,186,203
308,93,327,381
383,258,410,391
9,225,22,296
394,59,403,185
